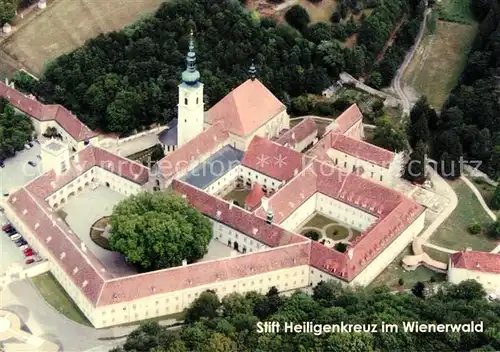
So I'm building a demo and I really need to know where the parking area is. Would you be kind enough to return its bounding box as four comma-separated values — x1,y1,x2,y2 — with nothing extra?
61,186,136,277
0,214,27,272
0,144,42,195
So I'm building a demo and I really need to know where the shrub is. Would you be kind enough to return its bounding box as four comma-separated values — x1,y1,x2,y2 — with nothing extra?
468,221,482,235
313,102,334,116
335,242,347,252
304,231,320,241
398,278,404,286
331,11,341,23
285,5,310,31
430,276,436,283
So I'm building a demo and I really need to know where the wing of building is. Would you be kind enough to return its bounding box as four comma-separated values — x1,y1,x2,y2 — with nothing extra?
448,250,500,293
3,35,466,329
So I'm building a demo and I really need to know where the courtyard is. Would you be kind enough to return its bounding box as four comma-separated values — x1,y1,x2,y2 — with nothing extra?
60,185,136,277
298,213,361,247
223,186,250,208
0,143,42,195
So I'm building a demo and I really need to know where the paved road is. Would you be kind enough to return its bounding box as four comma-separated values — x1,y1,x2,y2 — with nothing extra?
391,9,431,115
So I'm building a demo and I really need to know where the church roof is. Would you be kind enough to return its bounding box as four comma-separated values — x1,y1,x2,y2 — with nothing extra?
206,79,285,137
275,117,318,147
158,119,178,146
182,145,244,189
451,251,500,274
335,104,363,134
242,135,305,181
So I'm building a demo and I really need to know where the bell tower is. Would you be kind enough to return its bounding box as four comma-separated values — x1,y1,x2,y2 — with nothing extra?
177,31,204,146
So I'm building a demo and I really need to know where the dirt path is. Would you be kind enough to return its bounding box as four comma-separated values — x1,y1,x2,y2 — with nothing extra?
391,9,431,116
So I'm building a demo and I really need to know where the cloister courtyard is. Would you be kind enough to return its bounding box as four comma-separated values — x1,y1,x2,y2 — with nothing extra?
297,213,362,248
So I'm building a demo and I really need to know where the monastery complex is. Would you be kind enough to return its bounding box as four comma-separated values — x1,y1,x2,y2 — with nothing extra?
1,35,499,328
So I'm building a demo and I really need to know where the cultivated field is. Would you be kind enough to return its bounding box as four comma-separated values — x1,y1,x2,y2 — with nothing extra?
403,21,476,109
0,0,165,74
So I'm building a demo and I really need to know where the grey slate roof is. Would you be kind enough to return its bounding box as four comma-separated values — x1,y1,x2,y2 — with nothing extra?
158,119,178,146
182,145,244,189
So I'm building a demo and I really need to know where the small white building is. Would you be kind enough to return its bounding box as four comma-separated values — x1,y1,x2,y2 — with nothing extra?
2,23,11,34
449,250,500,293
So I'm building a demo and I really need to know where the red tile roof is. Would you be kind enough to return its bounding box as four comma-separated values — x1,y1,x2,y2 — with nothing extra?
97,242,311,306
206,79,285,137
172,180,305,248
245,184,265,209
330,133,395,168
275,118,317,147
0,82,98,141
8,188,108,305
26,145,149,199
242,135,305,181
451,251,500,274
334,104,363,134
255,159,424,281
158,122,229,179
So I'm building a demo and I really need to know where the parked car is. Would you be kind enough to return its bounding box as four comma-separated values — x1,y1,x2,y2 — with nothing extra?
19,245,28,251
10,234,21,241
15,240,24,247
0,161,4,168
24,144,31,150
24,249,33,257
27,161,36,167
2,223,12,231
18,239,27,246
2,192,8,197
25,258,34,265
28,141,34,148
6,228,17,235
36,155,41,159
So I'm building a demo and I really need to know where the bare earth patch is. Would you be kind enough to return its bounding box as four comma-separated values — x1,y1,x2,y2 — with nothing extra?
403,21,476,109
298,0,337,23
1,0,165,74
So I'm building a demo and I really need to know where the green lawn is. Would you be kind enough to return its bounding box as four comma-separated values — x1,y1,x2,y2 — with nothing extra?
429,180,497,251
437,0,476,24
31,272,91,326
303,214,335,229
223,188,250,207
370,246,446,290
325,224,350,241
470,177,497,208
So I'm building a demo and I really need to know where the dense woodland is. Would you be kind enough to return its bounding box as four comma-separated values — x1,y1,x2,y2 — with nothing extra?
17,0,424,134
414,0,500,179
0,98,34,161
111,280,500,352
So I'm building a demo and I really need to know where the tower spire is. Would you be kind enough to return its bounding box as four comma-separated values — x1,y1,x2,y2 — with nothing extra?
181,30,200,85
248,60,257,81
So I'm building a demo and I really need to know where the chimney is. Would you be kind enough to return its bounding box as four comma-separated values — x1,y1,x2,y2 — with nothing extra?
347,247,354,260
266,209,274,224
294,168,298,176
229,201,233,210
81,242,87,252
182,259,187,266
291,132,295,140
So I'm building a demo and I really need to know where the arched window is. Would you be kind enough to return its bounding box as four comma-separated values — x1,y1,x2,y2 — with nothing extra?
184,98,188,105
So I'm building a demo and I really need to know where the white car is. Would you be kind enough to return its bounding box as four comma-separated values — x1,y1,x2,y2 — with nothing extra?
24,144,31,150
19,245,28,251
10,234,21,241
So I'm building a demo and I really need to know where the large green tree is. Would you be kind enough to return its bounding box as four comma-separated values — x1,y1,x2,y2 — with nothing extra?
0,98,34,160
0,0,18,26
111,280,500,352
109,191,212,271
371,115,408,152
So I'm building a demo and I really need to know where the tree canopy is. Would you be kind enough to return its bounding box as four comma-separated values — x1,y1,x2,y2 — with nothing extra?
0,0,18,26
111,280,500,352
0,98,34,161
109,191,212,272
19,0,423,135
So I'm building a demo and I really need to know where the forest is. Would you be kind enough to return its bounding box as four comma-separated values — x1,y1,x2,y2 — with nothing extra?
111,280,500,352
15,0,424,135
425,0,500,178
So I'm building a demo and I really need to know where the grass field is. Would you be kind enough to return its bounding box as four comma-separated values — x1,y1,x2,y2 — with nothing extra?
470,177,497,207
437,0,476,24
422,245,451,263
429,180,497,252
298,0,337,23
1,0,165,74
31,272,91,326
403,21,476,109
370,246,446,290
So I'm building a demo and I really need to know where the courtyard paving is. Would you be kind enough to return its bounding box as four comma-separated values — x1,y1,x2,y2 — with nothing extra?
298,213,360,247
198,239,239,263
0,143,42,195
61,186,136,277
